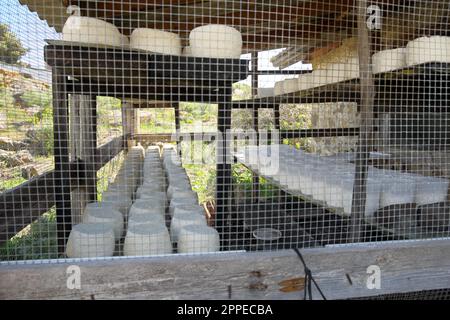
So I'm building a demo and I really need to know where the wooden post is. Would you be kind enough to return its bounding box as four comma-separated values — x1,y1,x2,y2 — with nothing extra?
122,102,135,149
69,95,97,225
252,107,260,202
52,69,72,255
134,108,140,136
349,0,375,242
174,102,181,156
216,84,233,247
274,104,281,131
251,52,259,97
251,52,260,202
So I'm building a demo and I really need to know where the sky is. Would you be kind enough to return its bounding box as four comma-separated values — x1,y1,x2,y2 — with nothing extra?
0,0,309,87
0,0,60,69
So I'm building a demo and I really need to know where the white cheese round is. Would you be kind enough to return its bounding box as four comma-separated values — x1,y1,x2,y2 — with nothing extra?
124,223,172,256
170,212,206,243
66,223,115,258
372,48,406,74
130,28,182,56
177,225,220,254
189,24,242,59
62,16,123,47
82,207,124,241
406,36,450,66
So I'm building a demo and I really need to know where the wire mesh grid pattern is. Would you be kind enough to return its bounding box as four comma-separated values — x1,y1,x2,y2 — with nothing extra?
0,0,448,274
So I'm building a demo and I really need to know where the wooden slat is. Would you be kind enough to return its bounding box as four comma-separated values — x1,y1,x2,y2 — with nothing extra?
95,135,128,171
0,136,127,245
348,0,374,242
0,171,56,245
52,69,72,254
134,128,360,145
2,239,450,299
69,95,97,225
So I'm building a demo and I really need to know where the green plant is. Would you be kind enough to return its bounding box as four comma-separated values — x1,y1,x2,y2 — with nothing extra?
0,169,26,192
21,90,52,109
0,23,29,65
26,125,53,156
0,207,57,261
232,164,279,199
0,89,14,109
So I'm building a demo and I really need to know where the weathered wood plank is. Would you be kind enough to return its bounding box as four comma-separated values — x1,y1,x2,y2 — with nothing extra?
69,95,97,225
0,171,56,244
1,239,450,300
95,136,127,170
52,69,72,254
134,128,360,144
349,0,375,242
173,103,181,155
0,136,126,245
250,53,260,201
216,86,233,241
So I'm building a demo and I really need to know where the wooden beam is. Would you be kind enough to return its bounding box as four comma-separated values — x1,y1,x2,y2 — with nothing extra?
216,86,233,241
95,136,128,171
250,52,260,202
2,239,450,299
0,171,56,245
134,128,360,145
173,103,182,156
134,109,141,135
0,136,126,245
122,102,136,148
52,70,72,256
69,95,97,225
349,0,375,243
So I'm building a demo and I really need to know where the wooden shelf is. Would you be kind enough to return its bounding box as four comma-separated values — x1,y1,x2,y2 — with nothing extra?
232,62,450,108
44,40,249,103
233,153,347,217
234,152,450,241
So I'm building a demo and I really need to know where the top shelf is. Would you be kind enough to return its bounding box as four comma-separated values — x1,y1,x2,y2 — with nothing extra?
232,62,450,108
44,40,250,103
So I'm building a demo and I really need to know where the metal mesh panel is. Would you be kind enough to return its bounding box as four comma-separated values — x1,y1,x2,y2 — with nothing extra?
0,0,448,290
352,288,450,300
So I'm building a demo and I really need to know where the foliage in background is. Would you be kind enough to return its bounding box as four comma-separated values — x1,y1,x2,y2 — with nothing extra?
279,104,314,151
0,169,26,192
181,102,216,125
96,97,122,143
140,108,175,133
0,23,28,65
97,150,125,201
232,164,278,199
184,164,216,204
0,207,57,261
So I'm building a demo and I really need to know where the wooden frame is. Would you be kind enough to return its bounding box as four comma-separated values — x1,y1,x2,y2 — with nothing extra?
1,239,450,299
2,1,448,302
0,136,127,245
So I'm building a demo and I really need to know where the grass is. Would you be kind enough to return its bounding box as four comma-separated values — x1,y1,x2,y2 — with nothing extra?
0,207,57,261
0,155,53,192
0,169,26,192
0,151,125,261
184,163,216,204
232,164,279,199
96,150,125,201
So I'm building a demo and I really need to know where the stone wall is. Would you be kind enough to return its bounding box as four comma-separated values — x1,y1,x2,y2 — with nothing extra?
307,102,360,155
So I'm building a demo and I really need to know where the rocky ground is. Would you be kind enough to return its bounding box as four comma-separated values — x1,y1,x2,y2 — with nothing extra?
0,68,53,191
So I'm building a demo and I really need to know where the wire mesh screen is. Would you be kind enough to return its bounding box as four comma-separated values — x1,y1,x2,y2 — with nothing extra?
351,288,450,300
0,0,448,276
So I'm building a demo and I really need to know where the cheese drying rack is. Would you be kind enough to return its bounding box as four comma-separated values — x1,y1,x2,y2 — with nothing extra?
44,39,450,252
44,40,249,252
231,61,450,244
